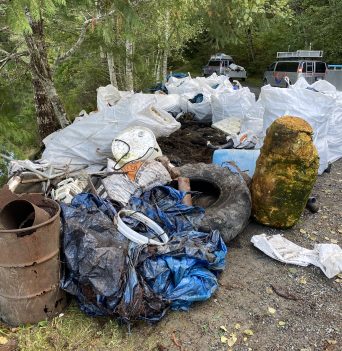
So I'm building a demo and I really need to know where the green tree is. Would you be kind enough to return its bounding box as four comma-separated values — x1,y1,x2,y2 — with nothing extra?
0,0,117,140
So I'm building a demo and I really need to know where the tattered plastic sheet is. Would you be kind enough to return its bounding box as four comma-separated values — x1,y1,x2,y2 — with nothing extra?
60,188,227,322
138,229,226,311
251,234,342,278
129,186,205,234
103,160,172,205
60,194,126,316
130,186,227,311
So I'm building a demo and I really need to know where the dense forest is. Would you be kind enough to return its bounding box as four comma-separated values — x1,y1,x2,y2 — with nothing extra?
0,0,341,181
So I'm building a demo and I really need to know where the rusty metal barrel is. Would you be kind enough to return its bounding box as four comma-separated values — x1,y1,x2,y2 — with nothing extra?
0,192,67,326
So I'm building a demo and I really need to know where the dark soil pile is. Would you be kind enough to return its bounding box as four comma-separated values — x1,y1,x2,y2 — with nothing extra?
157,115,227,166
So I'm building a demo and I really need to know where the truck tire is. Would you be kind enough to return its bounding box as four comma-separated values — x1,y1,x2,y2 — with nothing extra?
178,163,251,242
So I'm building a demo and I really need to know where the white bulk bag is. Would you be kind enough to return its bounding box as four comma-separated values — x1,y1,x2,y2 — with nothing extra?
180,93,212,122
328,92,342,163
42,95,180,169
260,84,336,174
165,76,201,95
211,87,256,123
97,84,121,111
154,93,182,115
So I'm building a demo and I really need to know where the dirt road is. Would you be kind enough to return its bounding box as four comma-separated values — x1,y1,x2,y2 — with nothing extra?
117,160,341,351
1,114,341,351
3,160,340,351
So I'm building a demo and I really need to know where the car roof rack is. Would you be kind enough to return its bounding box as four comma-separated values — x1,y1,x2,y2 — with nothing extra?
276,50,323,60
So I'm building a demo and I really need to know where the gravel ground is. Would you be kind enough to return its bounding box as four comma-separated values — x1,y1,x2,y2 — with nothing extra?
1,151,341,351
116,159,341,351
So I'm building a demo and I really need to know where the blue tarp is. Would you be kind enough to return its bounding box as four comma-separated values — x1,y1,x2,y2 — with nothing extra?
60,187,227,323
188,93,204,104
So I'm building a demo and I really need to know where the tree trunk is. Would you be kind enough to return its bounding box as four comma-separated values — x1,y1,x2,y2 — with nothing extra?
162,10,170,83
107,52,118,88
162,49,168,83
24,16,69,140
246,27,255,63
125,39,134,91
154,49,161,83
156,59,161,83
31,75,59,140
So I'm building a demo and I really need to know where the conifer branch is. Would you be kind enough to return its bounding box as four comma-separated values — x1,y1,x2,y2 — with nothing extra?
54,9,115,66
0,48,29,71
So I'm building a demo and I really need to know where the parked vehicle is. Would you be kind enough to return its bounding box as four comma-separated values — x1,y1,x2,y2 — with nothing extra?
203,53,247,80
263,50,327,87
326,64,342,91
328,64,342,71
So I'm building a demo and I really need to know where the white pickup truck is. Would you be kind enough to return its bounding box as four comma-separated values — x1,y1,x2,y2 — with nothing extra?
202,53,247,80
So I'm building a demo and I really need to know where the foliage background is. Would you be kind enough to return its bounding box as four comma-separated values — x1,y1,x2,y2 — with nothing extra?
0,0,341,183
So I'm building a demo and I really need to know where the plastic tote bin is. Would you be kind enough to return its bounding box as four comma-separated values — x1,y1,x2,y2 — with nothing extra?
212,149,260,177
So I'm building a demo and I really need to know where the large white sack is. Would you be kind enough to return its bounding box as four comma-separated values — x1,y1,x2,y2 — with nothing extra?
180,93,212,122
154,93,182,115
165,76,201,95
260,85,336,174
196,73,230,88
114,92,182,115
311,79,337,93
202,80,234,96
240,100,265,143
211,87,256,123
328,92,342,163
97,84,121,111
290,78,342,164
42,95,180,169
195,74,234,95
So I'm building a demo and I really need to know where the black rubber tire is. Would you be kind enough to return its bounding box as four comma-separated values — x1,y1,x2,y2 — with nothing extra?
178,163,251,243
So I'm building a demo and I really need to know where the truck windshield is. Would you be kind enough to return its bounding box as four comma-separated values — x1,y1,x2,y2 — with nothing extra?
208,60,221,66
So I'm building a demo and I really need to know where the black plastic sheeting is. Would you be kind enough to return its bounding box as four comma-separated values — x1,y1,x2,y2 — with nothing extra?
60,194,127,317
60,187,227,323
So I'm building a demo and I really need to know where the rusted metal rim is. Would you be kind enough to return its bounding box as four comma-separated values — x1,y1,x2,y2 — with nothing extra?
0,199,60,235
0,249,59,268
0,284,59,300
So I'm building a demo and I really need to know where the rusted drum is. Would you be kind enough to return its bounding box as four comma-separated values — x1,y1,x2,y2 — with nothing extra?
0,194,67,326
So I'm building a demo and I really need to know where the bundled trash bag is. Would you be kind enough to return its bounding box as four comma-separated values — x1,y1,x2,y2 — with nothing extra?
138,230,226,311
129,187,227,311
60,194,127,316
60,188,227,323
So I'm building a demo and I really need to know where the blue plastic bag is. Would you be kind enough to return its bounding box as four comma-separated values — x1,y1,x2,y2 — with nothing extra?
60,187,227,322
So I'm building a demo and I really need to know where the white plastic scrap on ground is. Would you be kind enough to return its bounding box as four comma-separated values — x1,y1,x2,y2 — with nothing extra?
251,234,342,278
